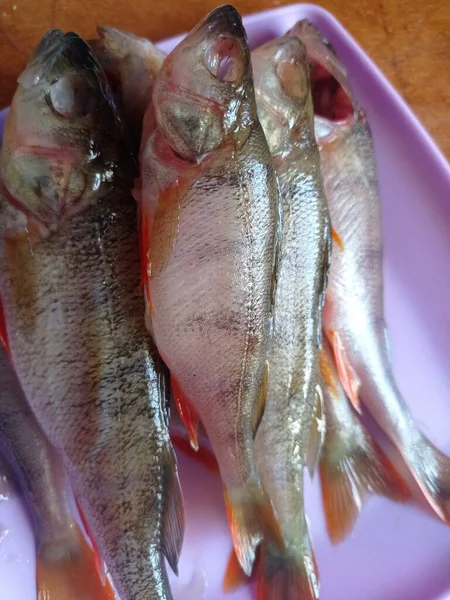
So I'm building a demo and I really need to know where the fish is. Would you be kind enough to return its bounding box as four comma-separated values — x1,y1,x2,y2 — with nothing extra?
0,345,116,599
90,26,165,149
137,5,281,576
0,30,183,600
318,335,410,543
251,36,330,600
294,20,450,525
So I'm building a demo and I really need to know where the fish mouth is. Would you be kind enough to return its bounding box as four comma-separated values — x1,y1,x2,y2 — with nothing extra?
18,30,98,89
200,5,247,42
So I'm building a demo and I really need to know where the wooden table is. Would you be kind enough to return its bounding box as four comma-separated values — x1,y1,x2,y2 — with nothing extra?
0,0,449,157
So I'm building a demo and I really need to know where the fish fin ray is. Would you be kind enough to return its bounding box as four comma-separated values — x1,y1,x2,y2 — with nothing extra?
171,376,200,451
171,432,220,474
328,329,361,412
411,435,450,525
331,227,344,250
257,540,319,600
161,444,185,575
252,361,269,438
224,486,282,577
36,523,115,600
223,549,248,592
320,432,410,544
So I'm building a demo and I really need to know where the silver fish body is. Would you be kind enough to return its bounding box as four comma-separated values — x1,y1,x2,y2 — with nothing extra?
139,5,280,575
252,36,330,600
0,30,183,600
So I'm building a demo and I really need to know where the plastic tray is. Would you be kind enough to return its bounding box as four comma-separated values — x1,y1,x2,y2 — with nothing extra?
1,3,450,599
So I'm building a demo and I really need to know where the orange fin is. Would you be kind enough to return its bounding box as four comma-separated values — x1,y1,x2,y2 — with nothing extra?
320,431,410,544
36,522,115,600
331,227,344,250
171,433,220,474
223,549,249,592
224,485,283,577
171,376,200,451
257,541,319,600
328,329,361,412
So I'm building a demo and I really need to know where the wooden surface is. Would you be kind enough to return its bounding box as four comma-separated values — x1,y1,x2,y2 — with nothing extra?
0,0,449,157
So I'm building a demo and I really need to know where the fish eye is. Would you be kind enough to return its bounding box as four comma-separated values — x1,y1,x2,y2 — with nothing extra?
204,36,246,83
48,72,97,118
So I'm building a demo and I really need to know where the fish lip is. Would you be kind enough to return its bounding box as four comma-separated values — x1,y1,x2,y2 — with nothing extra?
18,31,98,88
200,5,247,41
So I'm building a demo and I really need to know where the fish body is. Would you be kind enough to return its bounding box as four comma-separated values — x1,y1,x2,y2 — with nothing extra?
296,19,450,524
138,5,280,575
0,30,183,600
252,36,330,600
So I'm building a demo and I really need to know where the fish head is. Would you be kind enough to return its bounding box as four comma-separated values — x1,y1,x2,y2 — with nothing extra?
252,35,312,156
152,5,254,162
1,30,129,234
289,20,357,120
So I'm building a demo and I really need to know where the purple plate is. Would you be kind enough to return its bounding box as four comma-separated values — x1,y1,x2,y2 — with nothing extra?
1,4,450,599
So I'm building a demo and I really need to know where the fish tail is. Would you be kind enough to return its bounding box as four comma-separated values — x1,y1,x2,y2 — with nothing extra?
257,535,319,600
36,523,116,600
224,484,283,576
320,428,411,543
409,433,450,524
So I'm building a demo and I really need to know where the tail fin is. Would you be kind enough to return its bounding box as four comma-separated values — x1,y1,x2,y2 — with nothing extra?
320,429,410,544
257,538,319,600
36,523,116,600
224,485,283,577
409,434,450,524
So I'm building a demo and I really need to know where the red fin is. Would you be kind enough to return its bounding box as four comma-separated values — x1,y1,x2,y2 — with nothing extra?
223,549,249,592
171,433,220,474
257,542,319,600
0,297,10,355
224,486,283,577
171,376,200,451
331,227,344,251
36,523,115,600
328,329,361,412
75,496,106,586
320,432,410,544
